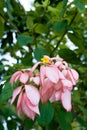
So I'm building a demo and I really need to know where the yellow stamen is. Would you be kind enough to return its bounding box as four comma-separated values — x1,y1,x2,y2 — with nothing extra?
41,55,51,64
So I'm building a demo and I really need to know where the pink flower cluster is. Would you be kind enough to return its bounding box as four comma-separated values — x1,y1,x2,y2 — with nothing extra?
10,56,79,120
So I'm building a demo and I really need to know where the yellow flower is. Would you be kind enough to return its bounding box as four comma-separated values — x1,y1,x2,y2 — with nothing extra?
41,55,51,64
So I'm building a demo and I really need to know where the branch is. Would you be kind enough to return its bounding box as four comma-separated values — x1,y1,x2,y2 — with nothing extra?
50,9,78,56
0,13,21,33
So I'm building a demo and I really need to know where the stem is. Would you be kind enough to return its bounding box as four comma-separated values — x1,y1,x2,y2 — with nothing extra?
0,13,21,33
50,9,78,56
19,125,24,130
42,126,46,130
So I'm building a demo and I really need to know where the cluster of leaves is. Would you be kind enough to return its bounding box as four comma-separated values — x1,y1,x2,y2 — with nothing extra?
0,0,87,129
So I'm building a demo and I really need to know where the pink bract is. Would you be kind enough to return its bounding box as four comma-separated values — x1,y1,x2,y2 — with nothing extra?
61,90,72,111
10,70,29,84
10,55,79,119
25,85,40,106
19,72,29,84
10,71,22,85
21,93,36,120
11,86,22,104
40,78,54,103
11,84,40,120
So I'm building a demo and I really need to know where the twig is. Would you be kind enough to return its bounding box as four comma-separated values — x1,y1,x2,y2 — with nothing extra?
0,13,21,33
50,9,78,56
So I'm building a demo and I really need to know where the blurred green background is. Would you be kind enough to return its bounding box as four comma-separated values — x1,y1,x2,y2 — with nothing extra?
0,0,87,129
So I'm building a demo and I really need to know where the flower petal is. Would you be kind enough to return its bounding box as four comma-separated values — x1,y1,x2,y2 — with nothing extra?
40,78,53,96
58,69,65,79
31,62,41,73
16,92,23,116
61,90,72,111
55,91,61,101
24,93,40,115
50,90,61,102
25,85,40,106
62,69,67,77
21,94,36,120
30,76,40,85
46,66,59,83
10,71,21,85
17,92,22,109
40,65,46,86
11,86,22,104
49,92,55,103
40,86,54,103
55,61,62,67
54,80,62,90
71,69,79,82
61,79,73,91
20,72,29,84
67,69,76,85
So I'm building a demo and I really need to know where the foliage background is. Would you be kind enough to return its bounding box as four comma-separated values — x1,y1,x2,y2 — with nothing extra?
0,0,87,129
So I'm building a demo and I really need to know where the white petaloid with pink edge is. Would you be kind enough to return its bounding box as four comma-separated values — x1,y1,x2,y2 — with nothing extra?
10,55,79,120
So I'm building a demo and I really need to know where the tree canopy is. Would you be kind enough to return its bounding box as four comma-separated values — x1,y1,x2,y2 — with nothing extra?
0,0,87,130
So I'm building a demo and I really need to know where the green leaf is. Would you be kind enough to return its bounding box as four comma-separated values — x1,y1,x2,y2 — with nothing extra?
24,118,34,130
0,0,5,15
0,0,4,9
78,105,87,116
7,120,16,130
22,52,33,66
57,111,73,130
6,0,14,20
17,34,34,46
12,80,20,89
63,0,68,7
11,0,25,16
68,32,84,51
48,6,59,15
76,116,87,127
34,47,49,61
58,45,80,64
43,0,49,7
0,122,4,130
35,24,48,34
0,16,4,39
0,106,16,118
82,0,87,4
26,16,34,30
46,120,58,130
0,82,13,102
53,20,67,33
72,90,81,104
6,0,13,12
36,103,54,126
74,0,85,12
